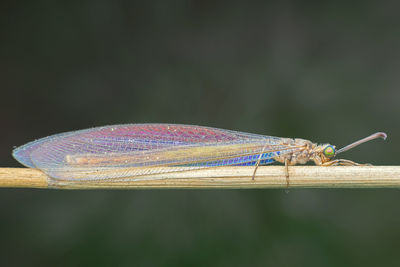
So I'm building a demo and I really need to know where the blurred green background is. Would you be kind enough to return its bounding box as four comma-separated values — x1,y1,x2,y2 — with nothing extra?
1,1,399,266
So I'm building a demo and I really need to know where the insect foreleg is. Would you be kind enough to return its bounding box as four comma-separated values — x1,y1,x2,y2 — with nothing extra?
321,159,371,166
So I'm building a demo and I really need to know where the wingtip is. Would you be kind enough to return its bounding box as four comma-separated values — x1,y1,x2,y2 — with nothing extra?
13,148,28,167
12,143,37,168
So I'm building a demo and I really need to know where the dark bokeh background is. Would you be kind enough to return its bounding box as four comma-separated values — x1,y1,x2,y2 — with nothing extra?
1,1,399,266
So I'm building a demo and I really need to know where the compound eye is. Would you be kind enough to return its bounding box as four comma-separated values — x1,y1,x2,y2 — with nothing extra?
323,145,336,158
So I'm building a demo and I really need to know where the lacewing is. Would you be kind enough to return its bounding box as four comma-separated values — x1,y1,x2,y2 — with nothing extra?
13,124,386,183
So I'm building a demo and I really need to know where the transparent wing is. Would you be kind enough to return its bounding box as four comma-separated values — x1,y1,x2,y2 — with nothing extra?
13,124,301,181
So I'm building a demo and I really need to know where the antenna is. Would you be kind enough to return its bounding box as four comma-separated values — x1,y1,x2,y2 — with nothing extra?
336,132,387,154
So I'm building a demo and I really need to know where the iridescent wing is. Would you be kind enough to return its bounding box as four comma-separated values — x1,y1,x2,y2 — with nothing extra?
13,124,301,181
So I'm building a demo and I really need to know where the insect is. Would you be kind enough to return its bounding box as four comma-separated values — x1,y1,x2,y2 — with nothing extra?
12,124,386,185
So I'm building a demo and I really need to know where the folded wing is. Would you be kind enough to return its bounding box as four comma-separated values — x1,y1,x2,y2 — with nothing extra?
13,124,299,181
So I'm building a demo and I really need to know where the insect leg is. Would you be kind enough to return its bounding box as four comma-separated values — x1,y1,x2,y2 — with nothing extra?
284,158,290,187
322,159,371,166
251,142,268,180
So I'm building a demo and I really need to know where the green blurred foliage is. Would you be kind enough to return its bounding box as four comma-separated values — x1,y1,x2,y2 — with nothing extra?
0,1,399,266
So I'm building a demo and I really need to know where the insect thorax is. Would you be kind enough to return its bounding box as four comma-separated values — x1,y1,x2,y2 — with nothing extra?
273,138,315,165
